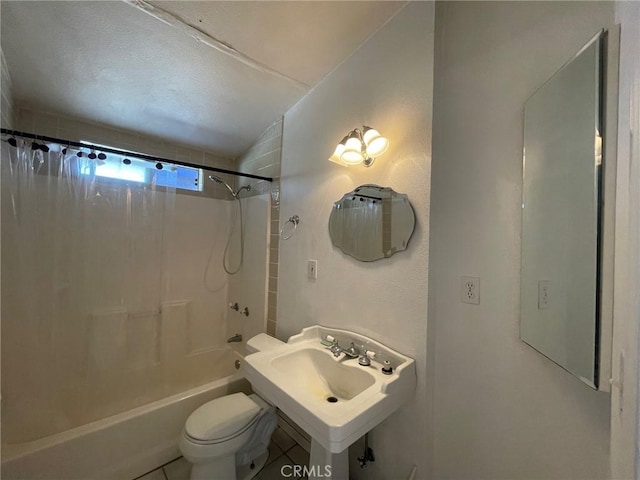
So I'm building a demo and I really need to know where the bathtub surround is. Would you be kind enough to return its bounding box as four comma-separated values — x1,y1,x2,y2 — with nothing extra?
429,2,613,478
266,202,280,338
224,194,272,344
234,118,284,336
278,3,434,478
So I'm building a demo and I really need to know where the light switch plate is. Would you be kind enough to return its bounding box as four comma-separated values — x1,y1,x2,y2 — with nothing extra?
307,259,318,280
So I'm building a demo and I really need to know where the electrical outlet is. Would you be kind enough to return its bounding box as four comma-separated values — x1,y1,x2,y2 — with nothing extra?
538,281,550,309
461,276,480,305
307,259,318,280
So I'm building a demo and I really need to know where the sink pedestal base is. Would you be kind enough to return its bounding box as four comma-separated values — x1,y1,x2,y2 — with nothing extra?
309,439,348,480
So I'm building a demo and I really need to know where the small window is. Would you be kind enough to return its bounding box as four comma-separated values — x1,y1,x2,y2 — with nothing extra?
79,141,202,192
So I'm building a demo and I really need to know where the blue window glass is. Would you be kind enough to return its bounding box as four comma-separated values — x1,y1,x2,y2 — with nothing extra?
79,142,202,192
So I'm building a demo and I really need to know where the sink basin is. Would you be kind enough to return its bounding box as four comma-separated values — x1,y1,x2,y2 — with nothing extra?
271,348,375,402
243,325,416,456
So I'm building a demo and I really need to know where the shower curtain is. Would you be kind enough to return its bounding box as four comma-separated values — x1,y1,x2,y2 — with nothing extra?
1,140,231,443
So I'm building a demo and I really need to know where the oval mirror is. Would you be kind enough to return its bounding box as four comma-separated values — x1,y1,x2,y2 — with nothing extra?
328,185,415,262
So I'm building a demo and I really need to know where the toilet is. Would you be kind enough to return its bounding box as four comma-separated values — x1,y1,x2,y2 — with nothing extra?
179,334,284,480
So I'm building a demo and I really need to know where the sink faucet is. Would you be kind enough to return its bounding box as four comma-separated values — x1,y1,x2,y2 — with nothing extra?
331,341,360,359
320,336,360,359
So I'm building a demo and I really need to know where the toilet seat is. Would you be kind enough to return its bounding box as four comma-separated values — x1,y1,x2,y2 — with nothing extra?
184,392,262,444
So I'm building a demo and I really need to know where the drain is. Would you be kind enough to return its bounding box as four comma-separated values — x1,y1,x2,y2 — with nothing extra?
326,396,338,403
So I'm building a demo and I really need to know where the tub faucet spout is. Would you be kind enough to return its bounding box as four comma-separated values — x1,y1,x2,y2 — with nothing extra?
227,333,243,343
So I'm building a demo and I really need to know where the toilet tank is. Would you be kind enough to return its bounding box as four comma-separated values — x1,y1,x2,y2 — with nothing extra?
245,333,285,355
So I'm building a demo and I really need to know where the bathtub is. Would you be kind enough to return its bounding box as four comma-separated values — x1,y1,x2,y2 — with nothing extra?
1,352,251,480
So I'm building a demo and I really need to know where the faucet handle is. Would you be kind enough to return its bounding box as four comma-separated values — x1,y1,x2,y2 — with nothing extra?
320,334,337,347
358,349,376,366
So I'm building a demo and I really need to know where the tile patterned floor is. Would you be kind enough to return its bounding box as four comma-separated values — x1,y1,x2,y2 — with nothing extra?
135,426,310,480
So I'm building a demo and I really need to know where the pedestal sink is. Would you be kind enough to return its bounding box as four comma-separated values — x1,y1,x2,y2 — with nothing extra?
243,325,416,479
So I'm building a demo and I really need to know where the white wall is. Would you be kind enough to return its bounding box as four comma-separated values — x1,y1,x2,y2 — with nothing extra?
610,1,640,478
429,2,613,479
278,3,434,478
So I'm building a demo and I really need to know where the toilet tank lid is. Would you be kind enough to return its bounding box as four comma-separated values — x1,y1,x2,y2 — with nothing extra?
185,392,261,441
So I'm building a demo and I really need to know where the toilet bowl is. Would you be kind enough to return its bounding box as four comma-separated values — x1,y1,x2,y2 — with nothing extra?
179,334,284,480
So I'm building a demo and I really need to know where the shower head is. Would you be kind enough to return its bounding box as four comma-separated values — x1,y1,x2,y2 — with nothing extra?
208,175,252,198
209,175,235,197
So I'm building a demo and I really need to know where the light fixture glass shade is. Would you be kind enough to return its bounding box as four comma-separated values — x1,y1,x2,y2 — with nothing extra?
328,142,347,164
363,127,389,158
340,137,365,165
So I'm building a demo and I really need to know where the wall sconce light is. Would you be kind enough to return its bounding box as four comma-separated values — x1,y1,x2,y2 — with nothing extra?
328,126,389,167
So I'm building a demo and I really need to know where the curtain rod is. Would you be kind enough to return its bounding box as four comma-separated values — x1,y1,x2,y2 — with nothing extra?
0,128,274,183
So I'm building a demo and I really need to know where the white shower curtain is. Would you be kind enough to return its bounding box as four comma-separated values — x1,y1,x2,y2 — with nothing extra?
1,140,177,442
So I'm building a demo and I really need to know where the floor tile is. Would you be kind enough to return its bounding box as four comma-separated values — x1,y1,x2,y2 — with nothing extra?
286,445,310,468
256,454,291,480
271,426,296,452
135,468,166,480
266,443,284,465
163,457,191,480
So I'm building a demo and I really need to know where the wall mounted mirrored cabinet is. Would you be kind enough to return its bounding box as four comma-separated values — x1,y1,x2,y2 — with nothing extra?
329,185,415,262
520,29,618,390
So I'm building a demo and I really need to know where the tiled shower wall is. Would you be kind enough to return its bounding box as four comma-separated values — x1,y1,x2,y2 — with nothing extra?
235,118,283,336
1,51,15,128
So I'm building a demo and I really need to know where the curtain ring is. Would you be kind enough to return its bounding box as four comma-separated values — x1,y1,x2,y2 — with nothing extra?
280,215,299,240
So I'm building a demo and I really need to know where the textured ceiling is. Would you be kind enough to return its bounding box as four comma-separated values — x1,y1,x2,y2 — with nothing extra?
0,1,404,158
